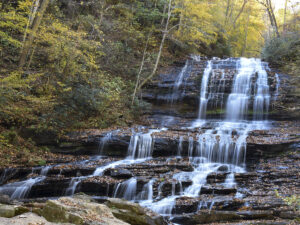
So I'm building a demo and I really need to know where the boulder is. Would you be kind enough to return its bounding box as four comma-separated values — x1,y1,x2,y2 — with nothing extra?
106,198,167,225
40,194,129,225
0,204,15,218
0,212,58,225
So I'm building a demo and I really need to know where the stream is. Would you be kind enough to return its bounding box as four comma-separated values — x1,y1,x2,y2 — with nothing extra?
1,57,299,224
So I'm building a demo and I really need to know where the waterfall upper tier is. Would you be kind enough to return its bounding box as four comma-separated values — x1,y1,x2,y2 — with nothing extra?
143,57,286,120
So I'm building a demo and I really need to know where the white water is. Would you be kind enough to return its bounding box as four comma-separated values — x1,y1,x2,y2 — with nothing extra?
99,131,113,154
253,60,270,120
139,57,272,216
274,73,280,101
177,136,183,156
65,178,81,196
171,60,189,102
114,177,137,200
127,128,166,159
226,58,270,121
198,60,212,119
0,176,45,199
224,173,236,188
0,57,276,219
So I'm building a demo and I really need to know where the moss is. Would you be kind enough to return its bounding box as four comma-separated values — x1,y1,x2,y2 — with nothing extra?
41,200,83,225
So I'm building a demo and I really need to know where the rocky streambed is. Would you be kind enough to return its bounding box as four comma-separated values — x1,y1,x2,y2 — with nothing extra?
0,57,299,224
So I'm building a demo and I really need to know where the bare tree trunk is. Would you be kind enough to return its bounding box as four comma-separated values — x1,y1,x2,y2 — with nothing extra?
267,0,280,37
19,0,50,68
136,0,172,91
131,33,151,106
23,0,40,44
258,0,280,37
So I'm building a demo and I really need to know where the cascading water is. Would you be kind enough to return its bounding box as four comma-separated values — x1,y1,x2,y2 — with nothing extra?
198,60,212,119
98,131,113,154
127,128,166,159
226,58,270,121
171,60,189,103
0,57,278,222
274,73,280,101
136,57,271,216
253,60,270,120
0,176,45,199
113,177,137,200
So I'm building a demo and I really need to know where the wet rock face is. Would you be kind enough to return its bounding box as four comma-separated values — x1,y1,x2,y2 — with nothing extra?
142,58,286,119
0,57,299,225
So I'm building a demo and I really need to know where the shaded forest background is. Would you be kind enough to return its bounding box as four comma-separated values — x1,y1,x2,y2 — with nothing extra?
0,0,299,166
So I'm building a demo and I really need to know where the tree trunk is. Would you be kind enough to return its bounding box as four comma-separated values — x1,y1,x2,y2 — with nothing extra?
131,33,151,106
268,0,280,37
136,0,172,91
23,0,40,44
233,0,248,27
19,0,50,68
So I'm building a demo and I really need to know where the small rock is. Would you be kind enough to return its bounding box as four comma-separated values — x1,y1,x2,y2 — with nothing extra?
217,165,228,172
0,194,11,205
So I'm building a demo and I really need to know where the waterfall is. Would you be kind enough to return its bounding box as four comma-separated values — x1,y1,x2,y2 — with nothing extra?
188,136,194,157
98,131,113,154
177,136,183,156
65,178,81,196
224,173,236,188
171,60,189,102
253,59,270,120
127,132,153,159
0,57,276,220
198,60,212,119
127,128,166,159
113,178,137,200
226,58,270,121
226,58,255,121
137,179,155,201
274,73,280,101
0,177,45,200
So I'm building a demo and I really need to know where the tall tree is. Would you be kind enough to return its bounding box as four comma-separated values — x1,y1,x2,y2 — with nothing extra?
257,0,280,37
136,0,173,91
19,0,50,68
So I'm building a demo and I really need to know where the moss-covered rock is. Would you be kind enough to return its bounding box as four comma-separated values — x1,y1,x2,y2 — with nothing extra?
41,200,83,224
106,198,167,225
40,194,129,225
0,204,15,218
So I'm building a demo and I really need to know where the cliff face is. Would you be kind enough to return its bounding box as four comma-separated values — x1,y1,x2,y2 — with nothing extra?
142,57,296,120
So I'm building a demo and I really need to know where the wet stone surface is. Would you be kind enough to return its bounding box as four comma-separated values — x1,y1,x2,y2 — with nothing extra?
0,57,299,224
